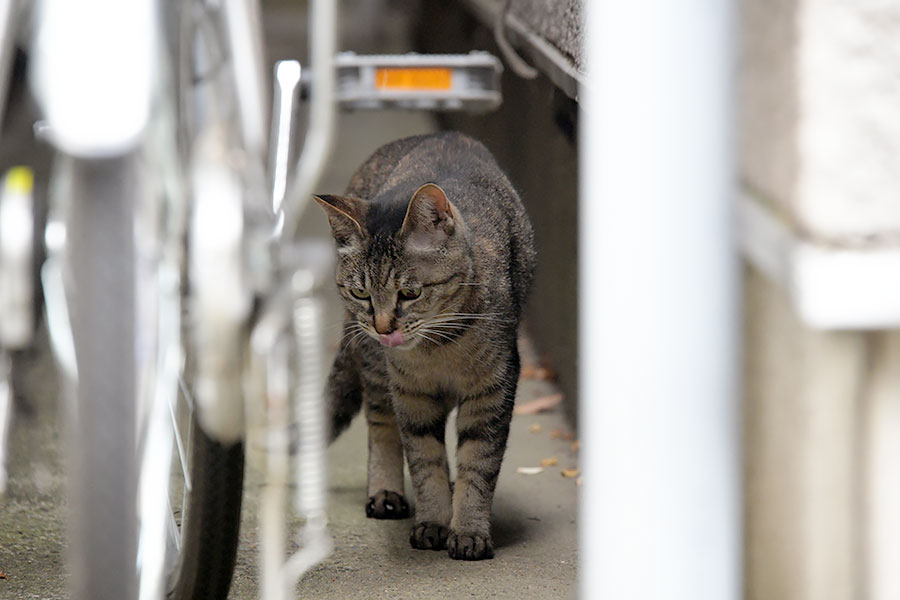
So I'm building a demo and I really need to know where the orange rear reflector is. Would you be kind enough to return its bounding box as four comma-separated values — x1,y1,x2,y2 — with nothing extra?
375,68,453,91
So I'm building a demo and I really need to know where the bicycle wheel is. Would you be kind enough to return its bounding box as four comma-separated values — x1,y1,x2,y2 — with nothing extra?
63,154,245,600
159,2,250,596
131,161,246,600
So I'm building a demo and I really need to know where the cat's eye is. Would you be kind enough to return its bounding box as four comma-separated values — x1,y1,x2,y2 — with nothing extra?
349,287,370,300
398,287,422,300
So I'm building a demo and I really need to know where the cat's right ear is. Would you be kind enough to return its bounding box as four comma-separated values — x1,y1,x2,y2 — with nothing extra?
313,194,366,248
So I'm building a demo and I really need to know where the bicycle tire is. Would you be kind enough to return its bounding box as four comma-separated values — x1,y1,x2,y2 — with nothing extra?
65,156,138,600
168,418,244,600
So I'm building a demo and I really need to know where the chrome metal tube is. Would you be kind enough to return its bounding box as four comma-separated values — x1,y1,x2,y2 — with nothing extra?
137,265,179,600
0,0,18,128
280,0,337,240
260,335,291,600
223,0,269,158
270,60,301,216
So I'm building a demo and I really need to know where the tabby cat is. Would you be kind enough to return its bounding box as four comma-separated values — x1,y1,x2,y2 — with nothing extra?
316,131,536,561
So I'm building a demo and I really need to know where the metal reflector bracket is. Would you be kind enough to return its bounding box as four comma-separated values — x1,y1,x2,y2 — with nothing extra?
331,52,502,112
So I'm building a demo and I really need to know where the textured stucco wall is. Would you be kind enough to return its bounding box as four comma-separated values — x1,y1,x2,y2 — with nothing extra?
740,0,900,242
796,1,900,241
508,0,583,69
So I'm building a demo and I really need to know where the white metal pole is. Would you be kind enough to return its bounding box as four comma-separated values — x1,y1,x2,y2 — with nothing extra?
281,0,337,239
579,2,740,599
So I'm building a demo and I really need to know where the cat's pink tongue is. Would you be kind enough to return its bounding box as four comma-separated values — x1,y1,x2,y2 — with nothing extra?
379,330,405,348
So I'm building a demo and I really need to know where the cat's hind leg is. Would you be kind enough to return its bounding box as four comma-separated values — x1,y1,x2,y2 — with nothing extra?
363,383,410,519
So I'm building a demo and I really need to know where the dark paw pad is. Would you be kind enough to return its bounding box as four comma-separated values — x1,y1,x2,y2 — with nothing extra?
447,531,494,560
409,522,449,550
366,490,410,519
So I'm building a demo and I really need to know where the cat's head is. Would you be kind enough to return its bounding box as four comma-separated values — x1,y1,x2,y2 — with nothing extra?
314,183,473,350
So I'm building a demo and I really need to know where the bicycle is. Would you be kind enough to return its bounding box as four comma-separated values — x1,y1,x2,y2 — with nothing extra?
17,1,269,598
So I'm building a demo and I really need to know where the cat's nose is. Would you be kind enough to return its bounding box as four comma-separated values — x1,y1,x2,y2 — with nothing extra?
374,314,393,334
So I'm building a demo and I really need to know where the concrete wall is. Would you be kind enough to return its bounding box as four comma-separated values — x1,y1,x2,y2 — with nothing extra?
743,267,863,600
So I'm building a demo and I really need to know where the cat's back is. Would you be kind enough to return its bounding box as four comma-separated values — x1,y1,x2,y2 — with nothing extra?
346,132,526,237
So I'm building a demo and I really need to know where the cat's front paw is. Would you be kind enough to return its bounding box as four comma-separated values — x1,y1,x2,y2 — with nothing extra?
409,522,449,550
366,490,410,519
447,530,494,560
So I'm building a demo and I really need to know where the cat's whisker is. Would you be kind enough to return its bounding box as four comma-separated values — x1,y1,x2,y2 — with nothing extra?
422,323,469,331
415,331,442,346
420,326,470,337
428,312,512,323
345,329,372,350
426,317,499,325
339,323,365,340
419,328,460,346
341,322,374,349
425,316,512,328
432,311,503,317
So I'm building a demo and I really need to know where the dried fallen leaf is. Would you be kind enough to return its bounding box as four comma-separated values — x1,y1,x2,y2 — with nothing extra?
528,423,542,433
519,364,539,379
536,366,557,381
540,457,559,467
561,468,581,478
514,393,563,416
550,428,575,441
570,440,581,452
0,569,7,580
516,466,544,475
519,365,557,382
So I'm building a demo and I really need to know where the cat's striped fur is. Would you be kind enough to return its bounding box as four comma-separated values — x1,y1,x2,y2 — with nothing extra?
316,132,535,560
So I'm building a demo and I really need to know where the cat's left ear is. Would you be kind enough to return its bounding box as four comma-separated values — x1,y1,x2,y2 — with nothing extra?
400,183,458,248
313,194,367,248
